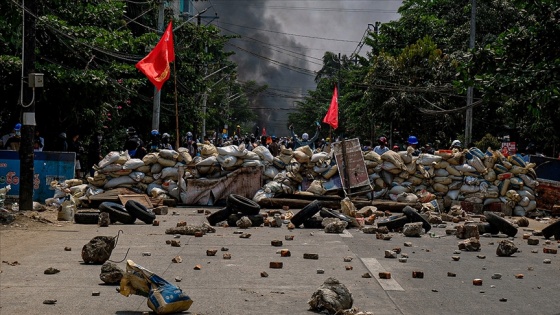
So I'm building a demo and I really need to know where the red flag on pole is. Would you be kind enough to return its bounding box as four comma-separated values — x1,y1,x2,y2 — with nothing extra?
322,85,338,129
136,21,175,91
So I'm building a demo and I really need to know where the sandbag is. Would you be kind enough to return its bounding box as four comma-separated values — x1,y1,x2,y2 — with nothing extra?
98,151,120,168
157,157,176,167
110,169,133,177
322,165,338,179
434,168,449,177
389,185,410,195
382,161,402,174
123,158,144,170
151,163,163,174
264,166,279,179
311,152,329,163
296,145,313,158
272,157,286,169
446,189,460,200
243,151,261,160
292,150,310,164
433,183,449,193
417,154,442,166
129,171,145,182
161,167,178,180
455,164,477,173
398,151,413,164
200,144,218,157
381,150,406,171
397,192,418,203
307,180,326,195
251,146,273,162
217,145,247,157
509,155,526,167
446,165,462,176
467,155,487,174
142,153,159,165
104,176,136,189
363,151,381,162
158,149,179,160
217,155,238,168
446,151,463,165
484,169,497,182
98,164,123,174
242,160,261,167
176,148,193,164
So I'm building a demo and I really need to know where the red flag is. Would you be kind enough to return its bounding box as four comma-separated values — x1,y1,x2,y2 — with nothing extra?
136,21,175,91
262,127,267,136
323,86,338,129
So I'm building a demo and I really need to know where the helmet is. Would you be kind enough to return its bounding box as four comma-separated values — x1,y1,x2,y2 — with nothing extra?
379,136,387,144
451,140,462,147
234,135,238,140
151,129,159,136
393,145,399,150
186,131,193,137
302,133,309,140
127,127,136,134
59,132,67,139
14,123,22,131
407,136,418,145
162,133,170,139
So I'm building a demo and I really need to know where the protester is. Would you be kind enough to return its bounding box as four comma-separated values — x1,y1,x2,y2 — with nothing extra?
34,129,45,151
3,123,22,151
148,130,161,152
87,131,103,176
289,124,320,149
407,136,420,156
123,127,145,158
392,145,399,152
54,132,69,151
182,131,197,156
373,137,389,155
161,133,172,150
449,140,462,151
68,133,85,178
425,143,435,154
268,136,280,156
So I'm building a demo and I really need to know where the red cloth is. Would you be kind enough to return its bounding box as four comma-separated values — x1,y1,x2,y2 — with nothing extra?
262,127,267,136
322,86,338,129
136,21,175,91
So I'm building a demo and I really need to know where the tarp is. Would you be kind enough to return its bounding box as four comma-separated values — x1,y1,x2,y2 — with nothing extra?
183,166,263,205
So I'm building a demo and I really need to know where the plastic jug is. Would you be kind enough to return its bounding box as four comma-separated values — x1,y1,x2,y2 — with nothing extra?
58,196,75,221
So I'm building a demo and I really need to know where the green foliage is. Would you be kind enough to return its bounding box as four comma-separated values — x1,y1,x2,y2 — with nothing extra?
475,133,501,151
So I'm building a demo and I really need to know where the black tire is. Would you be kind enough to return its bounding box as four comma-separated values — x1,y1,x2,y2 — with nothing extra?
291,200,322,227
303,216,324,229
402,206,432,232
319,208,353,223
377,215,408,231
226,213,264,227
477,222,499,235
542,220,560,240
207,207,233,226
484,211,518,237
125,200,156,224
227,194,261,215
99,202,136,224
74,210,100,225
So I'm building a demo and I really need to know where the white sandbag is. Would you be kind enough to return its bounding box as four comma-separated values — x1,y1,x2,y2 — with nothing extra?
363,151,381,162
314,165,330,174
200,144,218,157
525,200,537,211
264,166,279,179
434,168,449,177
518,174,538,188
292,150,310,163
381,150,406,171
104,176,135,189
433,177,452,185
242,160,261,167
142,153,159,165
98,164,123,173
467,155,487,173
196,156,218,166
98,151,120,168
417,154,442,166
217,145,248,157
460,184,480,194
151,163,162,174
396,192,418,203
455,164,477,173
448,181,462,191
306,180,326,195
114,151,130,165
517,196,530,207
433,183,449,193
243,151,261,160
159,149,180,160
388,185,410,195
157,157,176,167
398,151,413,164
433,160,449,169
405,162,416,175
123,158,144,170
509,165,527,175
217,155,238,168
484,169,497,182
382,161,402,175
129,171,145,182
483,198,502,206
252,145,274,162
161,167,178,180
513,206,526,217
311,152,329,163
150,187,167,198
446,165,462,176
285,159,301,173
322,165,338,179
69,184,88,196
517,190,535,200
446,189,460,200
176,147,193,164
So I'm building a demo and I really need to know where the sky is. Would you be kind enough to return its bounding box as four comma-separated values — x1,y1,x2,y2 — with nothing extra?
193,0,402,136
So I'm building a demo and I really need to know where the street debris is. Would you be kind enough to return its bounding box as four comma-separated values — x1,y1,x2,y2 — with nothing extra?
44,267,60,275
402,222,423,237
496,240,518,257
206,249,218,256
100,262,124,284
120,260,193,314
304,253,319,260
43,299,57,305
171,256,182,263
269,262,283,269
261,271,269,277
308,277,353,314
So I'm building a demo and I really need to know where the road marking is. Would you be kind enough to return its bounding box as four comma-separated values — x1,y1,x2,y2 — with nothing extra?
360,258,404,291
339,230,353,238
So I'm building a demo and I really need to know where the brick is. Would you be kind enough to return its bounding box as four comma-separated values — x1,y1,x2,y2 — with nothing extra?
193,264,202,270
527,238,539,245
261,271,269,277
269,262,283,269
271,240,283,247
543,248,558,254
223,253,231,259
172,256,182,263
152,220,160,226
285,235,294,241
194,231,204,237
447,272,456,277
515,274,524,279
153,206,168,215
473,279,483,286
412,271,424,278
280,249,291,257
379,272,391,279
362,272,372,278
452,256,460,261
522,233,531,239
303,253,319,260
176,221,187,227
206,249,218,256
171,240,181,247
345,265,353,270
239,233,251,238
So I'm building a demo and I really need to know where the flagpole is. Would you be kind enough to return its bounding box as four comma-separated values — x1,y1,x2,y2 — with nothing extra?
173,61,180,150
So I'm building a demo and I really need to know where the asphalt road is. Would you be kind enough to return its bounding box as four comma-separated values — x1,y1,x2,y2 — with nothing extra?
0,207,559,315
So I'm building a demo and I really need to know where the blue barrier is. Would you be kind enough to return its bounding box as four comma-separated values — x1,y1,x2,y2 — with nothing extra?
0,150,75,201
530,155,560,181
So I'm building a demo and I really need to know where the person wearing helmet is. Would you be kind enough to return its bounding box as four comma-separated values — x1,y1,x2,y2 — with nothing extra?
54,132,69,152
407,135,420,156
182,131,197,156
425,143,435,154
268,135,280,156
289,123,320,149
373,136,389,155
392,144,400,152
123,127,145,158
147,129,161,152
3,123,23,151
160,133,173,150
449,140,462,151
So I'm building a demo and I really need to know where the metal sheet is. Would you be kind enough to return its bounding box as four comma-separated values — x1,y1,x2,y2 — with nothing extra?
332,138,371,194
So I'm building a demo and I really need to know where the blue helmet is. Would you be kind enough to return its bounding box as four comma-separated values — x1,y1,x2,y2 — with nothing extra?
408,135,418,145
151,129,159,136
14,123,22,131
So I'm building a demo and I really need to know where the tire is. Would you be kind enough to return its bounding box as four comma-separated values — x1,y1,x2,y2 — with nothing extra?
226,213,264,227
207,207,233,226
319,208,353,223
477,222,499,235
99,202,136,224
402,206,432,232
377,215,408,231
74,210,100,225
291,200,322,227
484,211,518,237
227,194,261,215
542,220,560,240
303,216,324,229
125,200,156,224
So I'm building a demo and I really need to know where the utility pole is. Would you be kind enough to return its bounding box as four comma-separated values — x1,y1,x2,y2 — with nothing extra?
465,0,476,145
152,0,165,131
20,0,37,211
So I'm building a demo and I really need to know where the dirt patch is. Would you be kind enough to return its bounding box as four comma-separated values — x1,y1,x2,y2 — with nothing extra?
0,206,67,230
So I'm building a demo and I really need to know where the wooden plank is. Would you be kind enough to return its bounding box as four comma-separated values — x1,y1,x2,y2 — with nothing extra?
118,194,154,209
